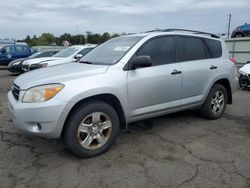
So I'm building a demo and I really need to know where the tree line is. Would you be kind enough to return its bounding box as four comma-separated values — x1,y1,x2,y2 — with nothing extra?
18,32,123,46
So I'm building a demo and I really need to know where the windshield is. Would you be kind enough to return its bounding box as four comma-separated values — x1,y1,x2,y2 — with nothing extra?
53,46,81,58
80,36,143,65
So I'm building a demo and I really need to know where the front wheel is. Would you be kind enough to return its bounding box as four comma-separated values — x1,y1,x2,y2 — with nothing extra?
64,101,120,158
200,84,228,119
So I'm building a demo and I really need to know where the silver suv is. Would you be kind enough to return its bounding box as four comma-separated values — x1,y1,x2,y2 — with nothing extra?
8,29,237,157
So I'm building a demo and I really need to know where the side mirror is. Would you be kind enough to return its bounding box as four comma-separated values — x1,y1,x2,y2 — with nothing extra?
130,56,152,70
74,54,83,60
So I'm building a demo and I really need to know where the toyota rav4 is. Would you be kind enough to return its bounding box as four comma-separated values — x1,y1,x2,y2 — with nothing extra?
8,29,238,157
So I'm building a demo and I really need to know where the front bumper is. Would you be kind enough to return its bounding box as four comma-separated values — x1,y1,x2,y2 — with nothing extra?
239,74,250,87
7,91,74,138
8,64,23,73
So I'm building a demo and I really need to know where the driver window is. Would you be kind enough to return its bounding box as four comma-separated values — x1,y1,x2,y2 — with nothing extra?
4,46,14,53
136,36,176,66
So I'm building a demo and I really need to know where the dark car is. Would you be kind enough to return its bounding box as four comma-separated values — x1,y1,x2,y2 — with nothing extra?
0,44,33,64
231,23,250,38
8,50,59,73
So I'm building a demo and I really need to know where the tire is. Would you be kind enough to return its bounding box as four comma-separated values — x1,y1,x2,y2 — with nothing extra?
200,84,228,120
64,100,120,158
235,33,244,38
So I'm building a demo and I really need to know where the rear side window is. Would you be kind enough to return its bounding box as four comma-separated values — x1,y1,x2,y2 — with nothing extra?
204,39,222,58
178,36,206,61
137,36,176,66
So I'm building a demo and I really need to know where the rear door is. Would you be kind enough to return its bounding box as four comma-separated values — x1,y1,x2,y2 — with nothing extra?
177,36,221,105
127,36,183,120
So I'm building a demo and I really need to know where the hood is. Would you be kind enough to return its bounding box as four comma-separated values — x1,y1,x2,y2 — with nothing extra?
14,63,109,89
239,63,250,74
22,57,64,65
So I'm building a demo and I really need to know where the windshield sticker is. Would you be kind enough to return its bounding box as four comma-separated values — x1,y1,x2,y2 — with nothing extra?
114,46,130,52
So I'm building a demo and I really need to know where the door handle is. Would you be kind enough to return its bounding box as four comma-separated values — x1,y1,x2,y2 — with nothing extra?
171,69,182,75
210,65,217,70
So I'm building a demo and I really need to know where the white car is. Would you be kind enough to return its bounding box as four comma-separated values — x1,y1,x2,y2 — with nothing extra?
239,61,250,88
22,44,96,72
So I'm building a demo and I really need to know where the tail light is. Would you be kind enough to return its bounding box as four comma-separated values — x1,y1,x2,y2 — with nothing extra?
229,57,237,64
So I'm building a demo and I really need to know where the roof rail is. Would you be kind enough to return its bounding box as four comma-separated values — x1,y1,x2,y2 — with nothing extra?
144,29,162,33
162,28,219,38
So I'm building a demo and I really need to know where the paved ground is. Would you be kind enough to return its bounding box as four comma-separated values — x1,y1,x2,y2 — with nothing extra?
0,68,250,188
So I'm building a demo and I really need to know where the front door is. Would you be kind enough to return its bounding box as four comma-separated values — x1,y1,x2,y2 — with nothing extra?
127,36,183,121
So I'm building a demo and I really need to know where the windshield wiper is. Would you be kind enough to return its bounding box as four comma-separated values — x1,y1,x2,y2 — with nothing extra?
79,60,93,64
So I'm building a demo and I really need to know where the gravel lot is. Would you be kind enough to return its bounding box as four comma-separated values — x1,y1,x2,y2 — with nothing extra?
0,67,250,188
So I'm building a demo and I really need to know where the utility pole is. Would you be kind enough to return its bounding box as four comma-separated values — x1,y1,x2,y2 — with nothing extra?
227,14,232,38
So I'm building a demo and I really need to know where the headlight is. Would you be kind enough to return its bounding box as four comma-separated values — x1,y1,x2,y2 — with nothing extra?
13,61,21,66
22,84,64,103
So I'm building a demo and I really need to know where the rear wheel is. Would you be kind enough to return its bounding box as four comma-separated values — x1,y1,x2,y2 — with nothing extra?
200,84,228,119
235,33,244,38
64,101,120,158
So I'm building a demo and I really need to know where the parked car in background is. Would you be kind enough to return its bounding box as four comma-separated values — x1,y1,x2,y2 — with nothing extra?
0,44,33,65
8,29,237,157
239,61,250,88
21,44,96,72
231,23,250,38
8,50,60,73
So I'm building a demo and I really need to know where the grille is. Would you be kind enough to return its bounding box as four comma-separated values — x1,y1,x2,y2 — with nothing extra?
12,84,20,100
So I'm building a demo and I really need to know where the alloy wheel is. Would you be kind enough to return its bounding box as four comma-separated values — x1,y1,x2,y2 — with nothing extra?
77,112,112,150
211,91,225,115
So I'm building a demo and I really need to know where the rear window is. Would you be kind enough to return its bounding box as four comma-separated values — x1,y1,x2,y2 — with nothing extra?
178,36,206,61
204,39,222,58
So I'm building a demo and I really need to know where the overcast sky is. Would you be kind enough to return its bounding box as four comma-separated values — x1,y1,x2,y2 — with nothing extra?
0,0,250,39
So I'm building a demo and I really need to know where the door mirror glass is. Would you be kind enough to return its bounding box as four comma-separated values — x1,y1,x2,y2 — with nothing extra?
130,56,152,70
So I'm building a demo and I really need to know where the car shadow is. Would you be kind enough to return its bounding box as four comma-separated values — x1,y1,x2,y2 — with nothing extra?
126,109,201,134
